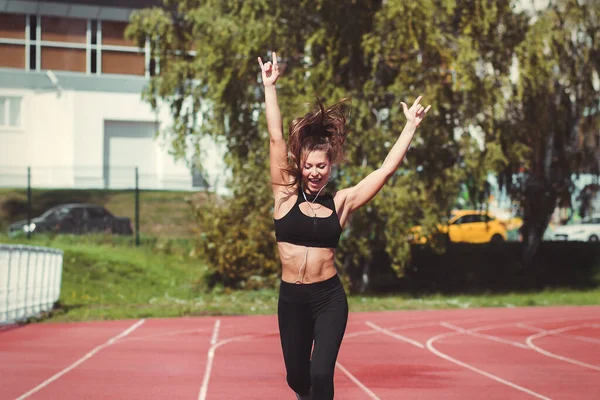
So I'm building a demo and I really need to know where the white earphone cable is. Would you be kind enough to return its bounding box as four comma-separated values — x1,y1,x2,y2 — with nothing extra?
295,181,328,284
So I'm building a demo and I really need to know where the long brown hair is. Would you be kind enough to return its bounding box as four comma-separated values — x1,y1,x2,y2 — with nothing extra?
283,97,350,188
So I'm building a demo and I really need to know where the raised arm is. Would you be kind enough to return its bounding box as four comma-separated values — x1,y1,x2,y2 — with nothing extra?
258,52,290,194
340,96,431,214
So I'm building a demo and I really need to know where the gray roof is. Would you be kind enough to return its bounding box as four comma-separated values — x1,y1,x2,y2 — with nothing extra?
1,0,161,21
35,0,159,8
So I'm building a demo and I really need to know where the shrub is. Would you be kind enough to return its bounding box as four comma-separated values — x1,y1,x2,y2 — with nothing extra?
191,191,280,289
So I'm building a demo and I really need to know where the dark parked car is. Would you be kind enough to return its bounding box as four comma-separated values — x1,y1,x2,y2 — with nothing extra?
8,204,133,237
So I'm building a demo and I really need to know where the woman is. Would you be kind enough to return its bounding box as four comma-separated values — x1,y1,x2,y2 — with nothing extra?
258,52,430,400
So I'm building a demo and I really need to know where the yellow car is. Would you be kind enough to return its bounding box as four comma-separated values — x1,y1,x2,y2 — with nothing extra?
409,210,508,244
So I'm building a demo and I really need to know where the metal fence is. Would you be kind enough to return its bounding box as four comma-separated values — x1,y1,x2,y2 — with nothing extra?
0,165,209,191
0,165,214,246
0,244,63,323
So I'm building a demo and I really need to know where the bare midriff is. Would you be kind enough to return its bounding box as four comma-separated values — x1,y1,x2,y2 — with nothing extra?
278,242,338,284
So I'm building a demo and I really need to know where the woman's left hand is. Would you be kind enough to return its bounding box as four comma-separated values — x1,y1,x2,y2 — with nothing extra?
401,96,431,127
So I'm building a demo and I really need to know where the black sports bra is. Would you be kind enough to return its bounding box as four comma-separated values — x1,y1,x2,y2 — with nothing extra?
274,188,342,249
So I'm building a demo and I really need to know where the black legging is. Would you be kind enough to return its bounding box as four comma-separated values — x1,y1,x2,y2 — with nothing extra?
278,274,348,400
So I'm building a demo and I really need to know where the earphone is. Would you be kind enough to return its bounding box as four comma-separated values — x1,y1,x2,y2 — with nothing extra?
295,179,329,284
301,178,329,206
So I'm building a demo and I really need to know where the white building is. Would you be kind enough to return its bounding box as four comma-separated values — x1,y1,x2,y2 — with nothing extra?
0,0,227,191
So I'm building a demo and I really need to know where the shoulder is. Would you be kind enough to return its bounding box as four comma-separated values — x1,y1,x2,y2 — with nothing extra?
274,183,299,200
333,188,355,228
273,184,299,218
333,185,362,215
333,188,350,200
333,188,352,208
334,186,357,202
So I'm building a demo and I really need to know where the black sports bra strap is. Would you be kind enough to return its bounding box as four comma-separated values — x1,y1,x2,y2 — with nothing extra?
326,195,336,212
296,188,305,205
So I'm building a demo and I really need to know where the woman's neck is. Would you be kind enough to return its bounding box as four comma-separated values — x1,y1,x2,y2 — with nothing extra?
302,184,327,198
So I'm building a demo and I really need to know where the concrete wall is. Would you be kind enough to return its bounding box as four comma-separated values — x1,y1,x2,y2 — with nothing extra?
0,69,228,191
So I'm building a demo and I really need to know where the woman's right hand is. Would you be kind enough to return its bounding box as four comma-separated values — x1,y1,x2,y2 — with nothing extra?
258,52,280,87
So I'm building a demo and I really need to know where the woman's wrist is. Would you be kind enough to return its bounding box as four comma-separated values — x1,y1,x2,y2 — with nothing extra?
403,121,418,133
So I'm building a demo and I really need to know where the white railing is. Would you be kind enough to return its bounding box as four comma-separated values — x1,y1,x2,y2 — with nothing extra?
0,244,63,323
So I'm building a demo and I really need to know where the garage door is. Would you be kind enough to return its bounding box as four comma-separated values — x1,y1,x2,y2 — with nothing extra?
103,121,157,189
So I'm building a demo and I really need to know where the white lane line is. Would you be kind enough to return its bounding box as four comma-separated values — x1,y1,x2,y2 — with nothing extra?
16,319,145,400
518,323,600,345
525,325,600,371
386,321,454,331
198,319,221,400
347,319,472,341
198,327,279,400
441,322,530,350
378,313,600,335
383,315,505,332
210,320,221,345
336,362,380,400
378,313,600,336
450,318,600,351
365,321,424,348
386,321,453,331
563,335,600,345
517,323,551,333
344,330,378,339
425,330,551,400
557,335,600,344
346,320,459,340
119,327,212,343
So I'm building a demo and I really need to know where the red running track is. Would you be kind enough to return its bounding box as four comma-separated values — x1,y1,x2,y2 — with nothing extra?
1,306,598,399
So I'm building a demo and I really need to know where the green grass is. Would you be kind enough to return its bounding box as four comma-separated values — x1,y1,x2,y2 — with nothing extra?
3,234,598,323
48,283,600,322
2,234,205,322
347,289,600,312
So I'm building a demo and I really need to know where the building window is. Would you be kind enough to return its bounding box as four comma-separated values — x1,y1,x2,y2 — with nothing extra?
0,11,150,77
41,16,86,43
102,51,145,76
40,16,87,73
0,13,25,39
0,44,25,69
41,47,86,72
0,97,22,128
101,21,134,47
0,13,26,69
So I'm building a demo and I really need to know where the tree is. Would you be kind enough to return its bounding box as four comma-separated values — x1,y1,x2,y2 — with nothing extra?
127,0,387,289
126,0,535,291
357,0,529,285
499,0,600,263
